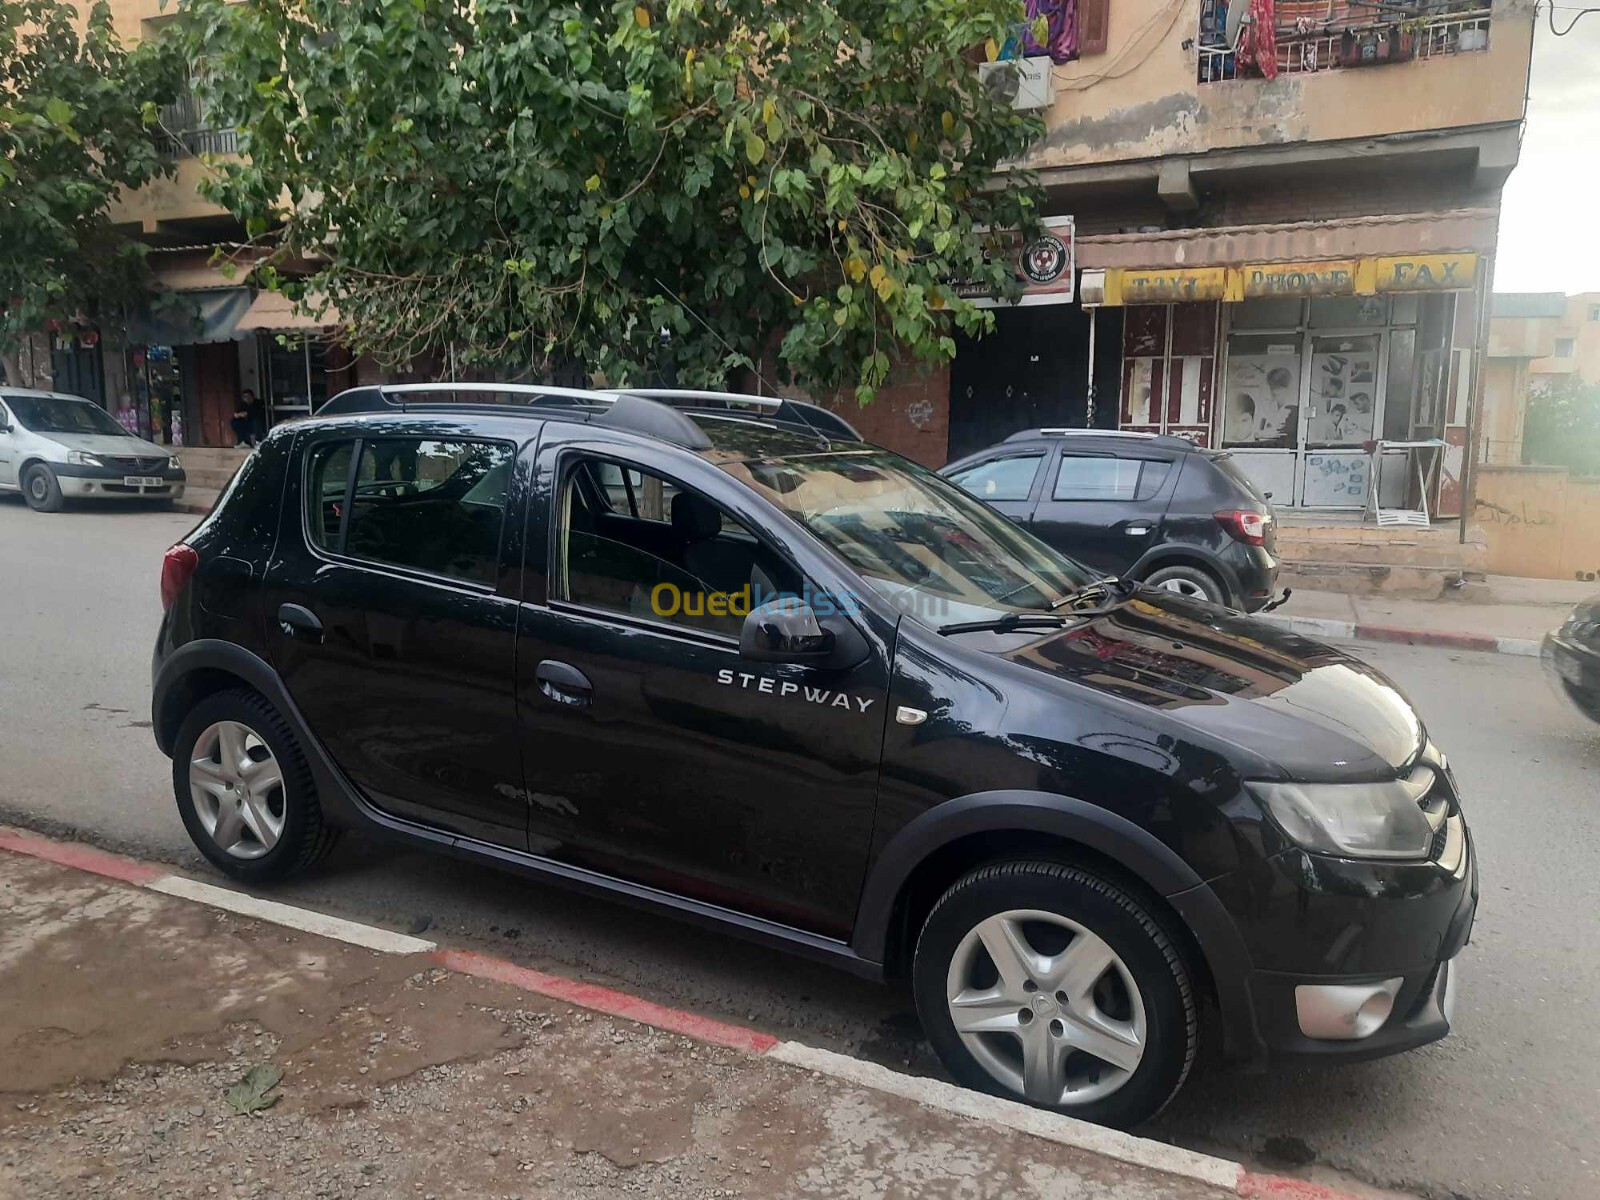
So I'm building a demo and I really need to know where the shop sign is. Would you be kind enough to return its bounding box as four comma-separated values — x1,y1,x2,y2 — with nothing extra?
1243,260,1358,298
1373,253,1478,292
1117,267,1228,305
956,215,1076,308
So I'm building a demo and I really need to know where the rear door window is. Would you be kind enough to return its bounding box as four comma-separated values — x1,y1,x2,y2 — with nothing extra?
306,436,515,585
1052,456,1141,501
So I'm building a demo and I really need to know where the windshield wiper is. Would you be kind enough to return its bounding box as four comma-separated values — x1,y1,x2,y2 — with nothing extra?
937,612,1070,636
1051,575,1140,610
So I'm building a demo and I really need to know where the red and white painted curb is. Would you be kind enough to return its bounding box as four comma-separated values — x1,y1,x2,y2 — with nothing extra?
1260,613,1541,658
0,827,1364,1200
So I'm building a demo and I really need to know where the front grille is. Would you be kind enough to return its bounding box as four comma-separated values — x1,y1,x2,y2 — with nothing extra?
104,455,168,473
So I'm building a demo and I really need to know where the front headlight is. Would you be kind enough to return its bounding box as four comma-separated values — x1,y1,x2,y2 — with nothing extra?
1246,779,1433,860
66,450,103,466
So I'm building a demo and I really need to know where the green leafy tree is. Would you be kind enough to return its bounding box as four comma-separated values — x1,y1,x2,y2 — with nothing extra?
180,0,1044,399
1524,374,1600,474
0,0,181,385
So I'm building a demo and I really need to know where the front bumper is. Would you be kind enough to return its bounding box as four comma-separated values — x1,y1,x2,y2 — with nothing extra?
59,475,185,499
1207,812,1476,1063
1543,632,1600,716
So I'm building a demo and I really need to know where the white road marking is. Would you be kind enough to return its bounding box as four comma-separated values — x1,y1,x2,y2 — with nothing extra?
146,874,436,954
768,1040,1243,1192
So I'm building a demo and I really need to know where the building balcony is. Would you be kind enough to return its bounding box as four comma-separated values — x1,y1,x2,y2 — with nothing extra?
1198,4,1493,83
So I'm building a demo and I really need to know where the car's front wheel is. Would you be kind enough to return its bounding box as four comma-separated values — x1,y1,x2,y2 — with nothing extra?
172,689,340,883
913,861,1197,1129
22,463,64,512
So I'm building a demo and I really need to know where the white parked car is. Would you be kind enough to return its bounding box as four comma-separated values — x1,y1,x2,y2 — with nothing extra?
0,388,186,512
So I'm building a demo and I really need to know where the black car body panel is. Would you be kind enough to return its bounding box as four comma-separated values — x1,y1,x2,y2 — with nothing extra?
942,432,1280,610
153,396,1474,1075
1543,593,1600,722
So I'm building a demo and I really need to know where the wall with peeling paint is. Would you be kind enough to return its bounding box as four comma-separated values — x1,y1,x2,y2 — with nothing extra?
1029,0,1536,170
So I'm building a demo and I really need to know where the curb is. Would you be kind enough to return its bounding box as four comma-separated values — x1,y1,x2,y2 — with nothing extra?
1259,613,1541,657
0,826,1367,1200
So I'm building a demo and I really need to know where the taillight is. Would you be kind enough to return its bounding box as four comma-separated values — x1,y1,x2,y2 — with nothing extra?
161,543,199,611
1215,509,1268,547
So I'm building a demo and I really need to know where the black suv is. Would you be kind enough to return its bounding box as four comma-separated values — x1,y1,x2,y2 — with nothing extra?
153,385,1474,1128
942,430,1280,611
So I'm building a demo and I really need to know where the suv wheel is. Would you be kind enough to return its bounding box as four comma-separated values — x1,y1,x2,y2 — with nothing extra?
172,689,339,883
912,862,1197,1128
22,463,64,512
1143,564,1225,606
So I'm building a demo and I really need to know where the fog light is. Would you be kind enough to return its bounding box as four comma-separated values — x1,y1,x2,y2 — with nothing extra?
83,482,96,493
1295,978,1403,1040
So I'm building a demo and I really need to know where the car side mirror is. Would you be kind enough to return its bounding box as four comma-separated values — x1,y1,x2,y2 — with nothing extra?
740,598,834,664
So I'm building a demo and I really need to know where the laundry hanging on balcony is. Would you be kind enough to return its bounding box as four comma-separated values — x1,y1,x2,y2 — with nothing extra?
1234,0,1280,79
1022,0,1079,65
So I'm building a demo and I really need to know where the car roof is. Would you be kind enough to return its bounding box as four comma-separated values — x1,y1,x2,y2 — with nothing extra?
1000,428,1201,453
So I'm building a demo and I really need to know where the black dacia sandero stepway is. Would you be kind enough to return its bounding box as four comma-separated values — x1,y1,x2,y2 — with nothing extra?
152,384,1476,1129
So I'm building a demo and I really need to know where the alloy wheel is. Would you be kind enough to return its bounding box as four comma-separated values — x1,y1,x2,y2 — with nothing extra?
188,720,286,859
1157,577,1207,599
944,909,1147,1107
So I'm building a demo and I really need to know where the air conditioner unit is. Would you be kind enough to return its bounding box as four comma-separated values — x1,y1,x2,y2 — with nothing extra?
978,56,1055,111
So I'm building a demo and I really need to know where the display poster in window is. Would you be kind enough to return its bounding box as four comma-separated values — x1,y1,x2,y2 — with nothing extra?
1222,354,1298,448
1127,358,1156,426
1308,337,1378,446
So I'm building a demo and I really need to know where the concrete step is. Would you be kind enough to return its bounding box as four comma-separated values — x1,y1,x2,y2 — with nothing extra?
1279,558,1490,600
176,448,250,491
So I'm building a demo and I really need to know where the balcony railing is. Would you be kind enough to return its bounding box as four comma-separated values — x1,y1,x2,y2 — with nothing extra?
154,87,238,159
1198,4,1492,83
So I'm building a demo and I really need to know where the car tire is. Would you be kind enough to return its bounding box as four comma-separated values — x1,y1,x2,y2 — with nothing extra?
171,688,340,883
912,861,1197,1129
21,463,64,513
1142,564,1226,606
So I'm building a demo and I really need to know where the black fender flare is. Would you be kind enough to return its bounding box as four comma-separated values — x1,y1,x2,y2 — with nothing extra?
152,639,367,829
850,789,1266,1066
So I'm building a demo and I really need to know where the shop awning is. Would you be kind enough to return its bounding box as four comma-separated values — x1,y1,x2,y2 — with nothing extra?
1085,253,1480,307
125,286,252,345
234,290,341,333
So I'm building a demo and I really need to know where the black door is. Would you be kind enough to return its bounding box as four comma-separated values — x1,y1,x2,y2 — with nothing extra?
1028,451,1175,575
264,428,528,845
947,303,1124,461
512,435,889,938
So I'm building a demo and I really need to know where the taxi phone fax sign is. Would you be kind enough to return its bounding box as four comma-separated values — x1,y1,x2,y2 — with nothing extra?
955,216,1075,308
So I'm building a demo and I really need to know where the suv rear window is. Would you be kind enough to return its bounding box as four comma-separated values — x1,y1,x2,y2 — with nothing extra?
1207,452,1271,507
306,437,514,585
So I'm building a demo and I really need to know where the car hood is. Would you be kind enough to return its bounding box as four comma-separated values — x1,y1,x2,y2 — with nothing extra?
35,432,173,458
990,590,1423,779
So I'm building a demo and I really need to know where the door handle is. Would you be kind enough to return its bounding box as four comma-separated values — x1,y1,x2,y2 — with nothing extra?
535,659,592,707
277,603,324,644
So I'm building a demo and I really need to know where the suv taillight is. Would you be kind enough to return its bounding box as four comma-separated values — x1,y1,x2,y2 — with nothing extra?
1215,509,1268,547
161,543,199,611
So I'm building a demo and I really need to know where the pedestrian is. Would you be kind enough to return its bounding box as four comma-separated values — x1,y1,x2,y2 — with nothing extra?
232,388,259,447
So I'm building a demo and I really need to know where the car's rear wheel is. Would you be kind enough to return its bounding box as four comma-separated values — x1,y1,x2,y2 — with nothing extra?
22,464,64,513
1143,564,1226,606
172,689,339,883
912,861,1197,1129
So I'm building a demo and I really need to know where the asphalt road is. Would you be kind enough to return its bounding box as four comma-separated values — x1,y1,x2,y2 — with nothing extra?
2,499,1596,1200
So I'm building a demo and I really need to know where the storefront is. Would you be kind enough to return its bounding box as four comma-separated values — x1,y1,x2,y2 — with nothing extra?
1083,252,1481,514
233,290,343,429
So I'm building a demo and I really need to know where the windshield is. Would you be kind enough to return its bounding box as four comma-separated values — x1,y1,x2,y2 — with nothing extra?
722,449,1097,627
6,395,128,437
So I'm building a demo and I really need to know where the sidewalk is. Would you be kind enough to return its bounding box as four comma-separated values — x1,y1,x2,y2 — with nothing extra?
0,842,1286,1200
1264,574,1594,654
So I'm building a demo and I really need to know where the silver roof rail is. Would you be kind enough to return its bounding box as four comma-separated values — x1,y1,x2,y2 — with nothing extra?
611,388,863,441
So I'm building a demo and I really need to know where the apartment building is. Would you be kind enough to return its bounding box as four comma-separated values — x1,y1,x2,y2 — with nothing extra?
840,0,1535,525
